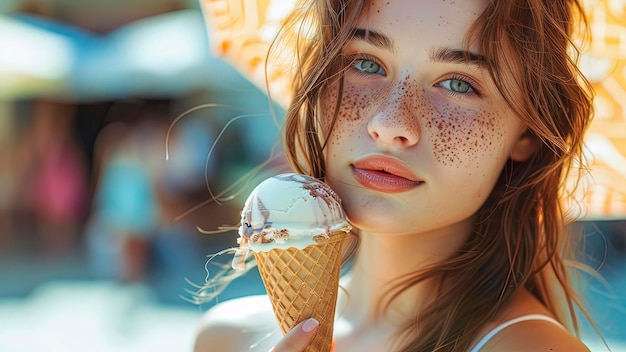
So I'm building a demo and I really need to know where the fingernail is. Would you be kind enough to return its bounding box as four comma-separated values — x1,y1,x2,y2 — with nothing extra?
302,318,319,333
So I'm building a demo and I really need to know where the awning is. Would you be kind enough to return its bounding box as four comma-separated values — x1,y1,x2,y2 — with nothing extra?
0,9,252,101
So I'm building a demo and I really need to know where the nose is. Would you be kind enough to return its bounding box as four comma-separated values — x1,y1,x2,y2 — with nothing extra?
367,84,420,147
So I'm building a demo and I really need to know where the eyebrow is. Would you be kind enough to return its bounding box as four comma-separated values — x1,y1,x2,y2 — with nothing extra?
350,28,396,53
350,28,487,67
430,47,488,67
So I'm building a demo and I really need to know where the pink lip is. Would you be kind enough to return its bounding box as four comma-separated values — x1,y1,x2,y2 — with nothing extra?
351,155,423,193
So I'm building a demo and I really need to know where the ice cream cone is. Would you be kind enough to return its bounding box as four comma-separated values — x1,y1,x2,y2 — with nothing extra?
253,230,350,352
232,173,352,351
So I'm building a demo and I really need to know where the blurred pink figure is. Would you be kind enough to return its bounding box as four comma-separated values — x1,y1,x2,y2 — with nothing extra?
19,101,89,255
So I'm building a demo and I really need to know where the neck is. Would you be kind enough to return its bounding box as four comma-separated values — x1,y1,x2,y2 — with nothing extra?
337,220,473,329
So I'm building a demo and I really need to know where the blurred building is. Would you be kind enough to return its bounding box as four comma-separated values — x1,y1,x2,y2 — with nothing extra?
0,0,284,304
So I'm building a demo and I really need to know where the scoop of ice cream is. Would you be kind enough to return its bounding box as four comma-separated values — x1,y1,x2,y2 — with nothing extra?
231,173,351,269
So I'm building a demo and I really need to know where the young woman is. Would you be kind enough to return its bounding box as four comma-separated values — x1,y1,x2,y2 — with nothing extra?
194,0,595,350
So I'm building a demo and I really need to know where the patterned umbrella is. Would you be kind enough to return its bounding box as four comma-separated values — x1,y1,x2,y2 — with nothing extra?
574,1,626,219
200,0,626,220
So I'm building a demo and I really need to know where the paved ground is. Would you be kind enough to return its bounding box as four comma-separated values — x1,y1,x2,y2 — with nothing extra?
0,246,266,352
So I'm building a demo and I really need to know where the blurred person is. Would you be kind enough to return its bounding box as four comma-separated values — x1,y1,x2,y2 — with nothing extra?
86,113,209,293
151,117,219,303
12,100,89,256
86,121,159,282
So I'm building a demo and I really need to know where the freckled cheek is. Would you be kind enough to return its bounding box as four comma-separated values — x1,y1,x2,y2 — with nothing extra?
321,83,382,141
319,85,339,133
422,100,505,168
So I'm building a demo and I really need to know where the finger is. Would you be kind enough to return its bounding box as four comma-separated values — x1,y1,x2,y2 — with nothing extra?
269,318,319,352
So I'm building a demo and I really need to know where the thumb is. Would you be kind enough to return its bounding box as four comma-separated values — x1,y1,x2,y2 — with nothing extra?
269,318,319,352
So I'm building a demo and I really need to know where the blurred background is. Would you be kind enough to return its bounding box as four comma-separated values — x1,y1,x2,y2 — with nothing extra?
0,0,625,351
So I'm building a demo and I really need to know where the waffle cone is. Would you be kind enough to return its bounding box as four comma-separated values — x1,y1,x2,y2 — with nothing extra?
253,230,350,352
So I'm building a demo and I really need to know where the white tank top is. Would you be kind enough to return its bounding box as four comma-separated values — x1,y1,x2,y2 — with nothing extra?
468,314,565,352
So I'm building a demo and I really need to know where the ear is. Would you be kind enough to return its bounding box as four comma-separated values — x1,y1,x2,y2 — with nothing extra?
510,130,540,162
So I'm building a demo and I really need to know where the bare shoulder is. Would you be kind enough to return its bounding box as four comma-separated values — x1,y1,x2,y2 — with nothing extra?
193,295,281,352
481,318,590,352
478,289,589,351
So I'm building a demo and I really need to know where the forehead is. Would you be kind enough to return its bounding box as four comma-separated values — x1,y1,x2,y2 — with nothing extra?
359,0,487,48
366,0,486,20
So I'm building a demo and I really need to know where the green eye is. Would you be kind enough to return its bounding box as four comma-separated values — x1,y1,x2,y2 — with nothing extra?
441,78,474,94
354,59,384,74
450,79,471,93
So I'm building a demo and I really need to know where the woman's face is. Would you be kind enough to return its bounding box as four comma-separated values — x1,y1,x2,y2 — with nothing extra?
323,0,528,236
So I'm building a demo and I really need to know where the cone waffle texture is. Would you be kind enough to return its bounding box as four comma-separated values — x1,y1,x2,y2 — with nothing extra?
253,231,349,352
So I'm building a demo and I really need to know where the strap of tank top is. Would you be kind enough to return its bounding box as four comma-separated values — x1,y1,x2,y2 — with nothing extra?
468,314,564,352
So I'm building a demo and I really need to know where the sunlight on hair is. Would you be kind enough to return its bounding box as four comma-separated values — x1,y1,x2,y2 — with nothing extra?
164,102,284,220
172,142,283,221
182,246,257,305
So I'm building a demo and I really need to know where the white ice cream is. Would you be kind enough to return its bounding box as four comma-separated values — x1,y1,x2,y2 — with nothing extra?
232,173,351,269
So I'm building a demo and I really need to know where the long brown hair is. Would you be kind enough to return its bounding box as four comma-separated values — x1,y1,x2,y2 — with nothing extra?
277,0,594,351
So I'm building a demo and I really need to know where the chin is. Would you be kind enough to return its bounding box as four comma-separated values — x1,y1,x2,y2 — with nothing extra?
345,208,405,235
